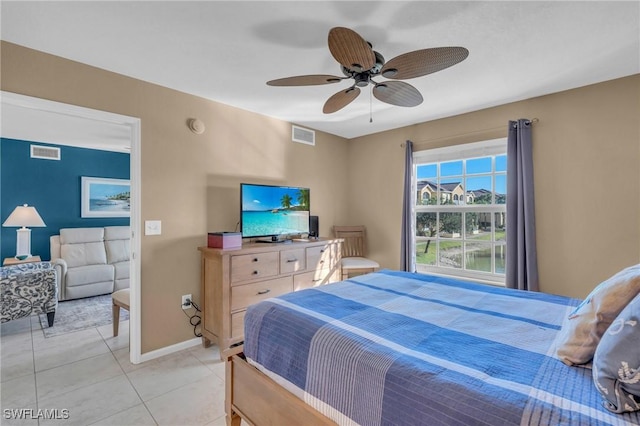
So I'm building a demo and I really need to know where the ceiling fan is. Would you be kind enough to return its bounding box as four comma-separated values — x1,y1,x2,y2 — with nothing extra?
267,27,469,114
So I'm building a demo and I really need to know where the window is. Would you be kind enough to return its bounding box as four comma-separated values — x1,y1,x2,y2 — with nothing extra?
413,139,507,284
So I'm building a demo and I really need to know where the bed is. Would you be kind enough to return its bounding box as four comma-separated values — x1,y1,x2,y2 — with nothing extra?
223,270,640,426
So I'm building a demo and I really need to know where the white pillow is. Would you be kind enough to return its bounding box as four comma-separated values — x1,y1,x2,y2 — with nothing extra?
593,293,640,413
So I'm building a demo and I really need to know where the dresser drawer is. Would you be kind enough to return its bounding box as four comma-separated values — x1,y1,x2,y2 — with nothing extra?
280,248,306,274
231,252,279,283
306,244,332,271
231,276,292,311
294,269,332,291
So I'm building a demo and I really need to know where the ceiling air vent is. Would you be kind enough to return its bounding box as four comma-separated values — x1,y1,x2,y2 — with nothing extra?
292,125,315,146
30,145,61,160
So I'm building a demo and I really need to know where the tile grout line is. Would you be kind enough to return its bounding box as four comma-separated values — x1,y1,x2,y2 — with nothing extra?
30,316,41,426
99,323,159,426
3,319,220,426
31,334,112,375
125,350,216,425
34,324,126,423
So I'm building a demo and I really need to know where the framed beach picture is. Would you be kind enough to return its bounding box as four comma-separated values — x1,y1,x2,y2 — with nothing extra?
81,177,131,218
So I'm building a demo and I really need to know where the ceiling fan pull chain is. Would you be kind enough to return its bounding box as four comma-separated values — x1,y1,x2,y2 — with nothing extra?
369,85,373,123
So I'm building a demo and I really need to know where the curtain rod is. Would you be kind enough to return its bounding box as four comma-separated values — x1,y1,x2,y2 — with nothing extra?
512,117,539,128
400,118,539,147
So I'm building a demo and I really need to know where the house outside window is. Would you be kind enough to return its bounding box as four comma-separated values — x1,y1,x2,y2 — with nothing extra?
413,139,507,284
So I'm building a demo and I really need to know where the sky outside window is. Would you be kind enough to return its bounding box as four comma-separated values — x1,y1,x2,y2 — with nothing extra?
417,155,506,195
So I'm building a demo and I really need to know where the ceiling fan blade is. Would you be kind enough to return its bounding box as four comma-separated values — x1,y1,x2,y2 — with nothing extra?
323,86,361,114
380,47,469,80
373,81,423,107
328,27,376,73
267,75,345,86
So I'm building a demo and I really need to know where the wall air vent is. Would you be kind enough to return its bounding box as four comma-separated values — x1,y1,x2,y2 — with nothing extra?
30,145,61,160
292,125,315,146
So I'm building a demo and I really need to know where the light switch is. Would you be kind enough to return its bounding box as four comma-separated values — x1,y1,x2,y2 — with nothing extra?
145,220,162,236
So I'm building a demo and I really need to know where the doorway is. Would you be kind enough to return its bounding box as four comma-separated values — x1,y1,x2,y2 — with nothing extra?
1,91,142,363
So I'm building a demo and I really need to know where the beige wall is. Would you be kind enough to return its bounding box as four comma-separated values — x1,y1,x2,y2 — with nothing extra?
3,41,639,353
1,42,349,353
348,74,640,299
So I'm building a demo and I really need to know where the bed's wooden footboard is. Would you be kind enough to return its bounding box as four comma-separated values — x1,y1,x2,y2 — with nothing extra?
224,349,336,426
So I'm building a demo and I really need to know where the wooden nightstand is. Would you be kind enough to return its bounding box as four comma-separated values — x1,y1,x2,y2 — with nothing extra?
3,256,42,266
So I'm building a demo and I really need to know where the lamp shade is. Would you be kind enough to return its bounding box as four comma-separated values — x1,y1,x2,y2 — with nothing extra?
3,204,46,227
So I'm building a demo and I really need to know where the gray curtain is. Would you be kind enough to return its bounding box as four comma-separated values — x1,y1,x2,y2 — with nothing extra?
400,140,414,272
506,119,539,291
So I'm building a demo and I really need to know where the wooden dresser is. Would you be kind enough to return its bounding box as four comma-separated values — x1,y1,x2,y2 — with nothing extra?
198,238,342,354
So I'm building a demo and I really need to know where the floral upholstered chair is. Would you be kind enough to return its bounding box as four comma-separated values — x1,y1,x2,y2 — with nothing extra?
1,262,58,327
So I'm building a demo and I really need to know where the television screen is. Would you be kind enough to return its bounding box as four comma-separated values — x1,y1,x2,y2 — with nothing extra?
240,183,310,238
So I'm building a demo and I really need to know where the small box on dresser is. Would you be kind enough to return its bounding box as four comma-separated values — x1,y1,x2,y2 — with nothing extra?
208,232,242,249
198,237,342,358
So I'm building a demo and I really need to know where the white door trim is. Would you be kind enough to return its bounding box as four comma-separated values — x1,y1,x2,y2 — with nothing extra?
1,91,143,364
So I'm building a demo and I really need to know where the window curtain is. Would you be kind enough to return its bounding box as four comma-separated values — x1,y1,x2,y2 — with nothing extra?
400,140,415,272
506,119,539,291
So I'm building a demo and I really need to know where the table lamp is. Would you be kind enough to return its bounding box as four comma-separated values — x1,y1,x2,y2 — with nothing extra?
2,204,46,259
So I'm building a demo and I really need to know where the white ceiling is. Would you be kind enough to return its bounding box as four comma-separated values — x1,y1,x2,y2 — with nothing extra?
1,97,133,152
1,1,639,144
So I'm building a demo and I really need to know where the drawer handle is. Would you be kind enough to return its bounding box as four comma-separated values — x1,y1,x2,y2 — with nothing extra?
286,258,298,263
252,258,259,262
312,279,321,282
320,249,326,253
257,289,271,295
252,270,259,275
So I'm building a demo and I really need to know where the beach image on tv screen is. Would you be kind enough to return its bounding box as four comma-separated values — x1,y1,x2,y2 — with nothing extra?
241,185,310,237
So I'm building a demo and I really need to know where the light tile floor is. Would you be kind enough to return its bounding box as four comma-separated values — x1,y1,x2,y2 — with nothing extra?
1,315,229,426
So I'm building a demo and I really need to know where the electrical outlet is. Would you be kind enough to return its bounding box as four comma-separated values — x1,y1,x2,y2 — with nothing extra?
181,294,192,310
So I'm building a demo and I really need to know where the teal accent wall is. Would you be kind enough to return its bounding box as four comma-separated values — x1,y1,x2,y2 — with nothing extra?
1,138,130,261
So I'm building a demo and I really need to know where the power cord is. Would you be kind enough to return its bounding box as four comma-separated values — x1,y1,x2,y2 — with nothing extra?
182,298,202,337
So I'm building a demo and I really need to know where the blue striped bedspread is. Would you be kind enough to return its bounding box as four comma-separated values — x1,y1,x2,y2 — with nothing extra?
244,270,640,426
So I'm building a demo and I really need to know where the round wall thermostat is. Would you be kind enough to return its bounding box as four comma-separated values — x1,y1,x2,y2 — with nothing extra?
188,118,205,134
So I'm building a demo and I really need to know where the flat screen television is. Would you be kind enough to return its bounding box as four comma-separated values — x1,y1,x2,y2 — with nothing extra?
240,183,310,239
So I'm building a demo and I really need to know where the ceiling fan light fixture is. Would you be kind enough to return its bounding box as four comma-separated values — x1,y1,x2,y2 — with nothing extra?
354,73,370,87
382,68,398,78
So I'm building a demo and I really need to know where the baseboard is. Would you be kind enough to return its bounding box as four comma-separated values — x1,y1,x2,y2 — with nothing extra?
138,337,202,363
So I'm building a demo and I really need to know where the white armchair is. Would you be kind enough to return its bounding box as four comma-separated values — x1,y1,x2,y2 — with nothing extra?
50,226,130,300
105,226,130,292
